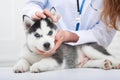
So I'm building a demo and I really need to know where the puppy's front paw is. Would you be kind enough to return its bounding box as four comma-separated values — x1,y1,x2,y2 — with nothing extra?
30,62,50,73
13,59,30,73
30,63,41,73
30,58,59,73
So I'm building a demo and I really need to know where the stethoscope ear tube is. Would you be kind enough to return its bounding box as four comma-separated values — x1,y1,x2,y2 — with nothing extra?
90,0,103,12
76,0,85,31
77,0,86,14
77,0,80,12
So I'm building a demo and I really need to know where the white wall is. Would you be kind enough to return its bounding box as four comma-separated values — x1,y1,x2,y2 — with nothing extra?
0,0,26,66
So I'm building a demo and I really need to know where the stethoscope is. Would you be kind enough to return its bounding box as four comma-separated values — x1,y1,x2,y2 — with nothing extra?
90,0,103,12
75,0,85,31
76,0,102,31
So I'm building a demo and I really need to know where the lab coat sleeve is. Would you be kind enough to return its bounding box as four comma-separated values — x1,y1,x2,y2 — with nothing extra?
22,0,48,18
67,21,116,47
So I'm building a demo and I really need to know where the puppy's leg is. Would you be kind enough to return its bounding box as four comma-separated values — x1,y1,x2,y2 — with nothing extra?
13,58,30,73
78,59,112,70
30,57,60,73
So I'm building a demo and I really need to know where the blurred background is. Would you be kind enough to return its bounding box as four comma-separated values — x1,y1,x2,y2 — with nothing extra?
0,0,26,67
0,0,120,67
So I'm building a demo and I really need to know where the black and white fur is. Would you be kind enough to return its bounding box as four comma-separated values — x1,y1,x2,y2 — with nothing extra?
13,8,120,73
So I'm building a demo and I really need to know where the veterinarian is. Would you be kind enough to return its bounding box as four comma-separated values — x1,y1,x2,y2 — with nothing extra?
23,0,120,56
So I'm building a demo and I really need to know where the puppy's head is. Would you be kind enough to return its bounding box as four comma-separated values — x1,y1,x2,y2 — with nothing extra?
23,8,58,53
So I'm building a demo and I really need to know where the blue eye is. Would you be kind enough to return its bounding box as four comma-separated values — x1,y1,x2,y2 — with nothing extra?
34,33,42,38
48,30,53,35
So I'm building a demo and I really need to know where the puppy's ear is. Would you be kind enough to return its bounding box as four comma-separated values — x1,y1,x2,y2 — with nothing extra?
50,7,56,16
49,7,60,22
23,15,34,29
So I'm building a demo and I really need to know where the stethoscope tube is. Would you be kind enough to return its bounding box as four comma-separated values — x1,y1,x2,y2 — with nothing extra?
76,0,86,31
76,0,102,31
90,1,98,11
90,0,103,12
77,0,80,13
77,0,85,14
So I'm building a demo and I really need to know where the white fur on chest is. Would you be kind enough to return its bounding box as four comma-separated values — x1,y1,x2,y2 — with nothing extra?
20,46,44,65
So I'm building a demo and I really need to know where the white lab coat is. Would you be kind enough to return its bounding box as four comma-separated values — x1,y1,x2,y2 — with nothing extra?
23,0,116,47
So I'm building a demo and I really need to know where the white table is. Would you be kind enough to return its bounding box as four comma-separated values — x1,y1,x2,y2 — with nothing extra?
0,67,120,80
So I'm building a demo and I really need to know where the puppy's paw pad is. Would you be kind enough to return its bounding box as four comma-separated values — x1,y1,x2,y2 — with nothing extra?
113,64,120,69
103,59,112,70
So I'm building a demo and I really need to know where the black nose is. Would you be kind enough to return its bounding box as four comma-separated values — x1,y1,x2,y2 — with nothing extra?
43,42,50,50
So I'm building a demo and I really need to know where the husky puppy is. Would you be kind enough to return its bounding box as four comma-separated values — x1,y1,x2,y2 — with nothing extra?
13,8,120,73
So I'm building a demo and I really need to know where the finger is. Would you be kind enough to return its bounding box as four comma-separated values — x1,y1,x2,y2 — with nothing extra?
43,53,53,57
54,40,62,51
35,47,55,57
39,51,52,57
43,9,53,18
35,11,46,19
55,30,61,39
36,51,44,55
44,9,61,22
55,29,64,40
35,48,46,55
32,15,41,20
53,14,61,22
42,48,56,56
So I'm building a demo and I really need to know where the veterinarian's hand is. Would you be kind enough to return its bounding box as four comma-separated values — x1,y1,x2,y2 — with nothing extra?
32,9,60,22
48,29,66,53
36,29,66,56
